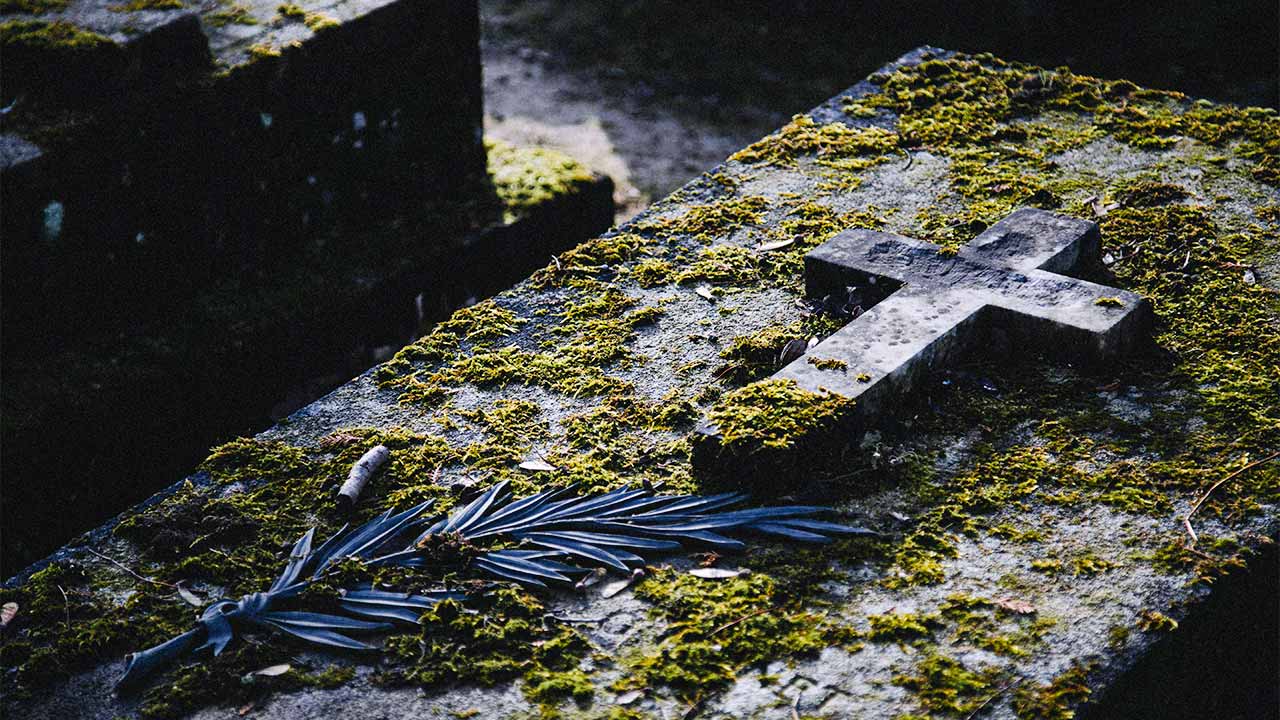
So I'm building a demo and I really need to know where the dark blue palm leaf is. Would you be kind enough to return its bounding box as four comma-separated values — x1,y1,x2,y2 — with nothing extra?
338,589,466,624
473,550,576,587
515,532,636,572
118,483,876,694
758,518,880,536
269,528,315,593
521,530,681,552
258,611,392,632
256,620,377,651
312,500,433,576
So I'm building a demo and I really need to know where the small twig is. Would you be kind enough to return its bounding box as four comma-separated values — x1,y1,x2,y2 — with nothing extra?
57,585,71,631
791,690,802,720
1182,450,1280,546
709,607,771,637
963,677,1025,720
681,697,706,720
84,547,176,589
545,613,607,624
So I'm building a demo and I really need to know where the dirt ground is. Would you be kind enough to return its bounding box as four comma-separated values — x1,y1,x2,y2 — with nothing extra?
480,5,787,222
478,0,1277,223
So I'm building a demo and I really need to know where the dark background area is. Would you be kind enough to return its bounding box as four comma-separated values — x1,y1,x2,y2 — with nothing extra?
489,0,1277,113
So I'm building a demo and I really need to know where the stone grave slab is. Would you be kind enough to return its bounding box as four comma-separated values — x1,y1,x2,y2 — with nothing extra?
3,47,1278,720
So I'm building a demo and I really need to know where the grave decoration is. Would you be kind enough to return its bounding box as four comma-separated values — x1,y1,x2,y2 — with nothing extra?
114,480,875,692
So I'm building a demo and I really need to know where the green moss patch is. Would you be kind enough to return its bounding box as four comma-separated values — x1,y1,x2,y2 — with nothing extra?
487,140,596,223
619,568,860,700
707,379,853,451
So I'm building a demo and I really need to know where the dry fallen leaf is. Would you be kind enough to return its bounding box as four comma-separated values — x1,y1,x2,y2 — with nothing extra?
250,663,292,677
694,285,716,302
615,690,644,705
689,567,743,580
692,552,721,568
601,568,645,598
575,567,607,591
778,338,808,365
756,237,796,252
518,459,557,472
0,602,17,629
1090,196,1109,218
994,597,1037,615
238,702,256,716
176,584,204,608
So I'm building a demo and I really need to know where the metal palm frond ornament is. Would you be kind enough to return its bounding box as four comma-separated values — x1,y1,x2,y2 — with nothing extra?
115,481,876,693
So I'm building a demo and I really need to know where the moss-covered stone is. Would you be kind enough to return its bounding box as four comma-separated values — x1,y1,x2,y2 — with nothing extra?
707,379,853,451
487,140,597,223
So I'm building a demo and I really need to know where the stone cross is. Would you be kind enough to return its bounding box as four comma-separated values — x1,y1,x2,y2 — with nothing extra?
776,208,1152,421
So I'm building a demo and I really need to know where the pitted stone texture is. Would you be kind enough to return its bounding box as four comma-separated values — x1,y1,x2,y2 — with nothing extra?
779,208,1152,420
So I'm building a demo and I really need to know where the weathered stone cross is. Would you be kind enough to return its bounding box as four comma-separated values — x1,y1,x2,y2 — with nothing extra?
694,208,1154,489
778,207,1152,421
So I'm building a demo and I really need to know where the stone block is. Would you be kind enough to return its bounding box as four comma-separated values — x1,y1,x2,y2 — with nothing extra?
2,46,1277,720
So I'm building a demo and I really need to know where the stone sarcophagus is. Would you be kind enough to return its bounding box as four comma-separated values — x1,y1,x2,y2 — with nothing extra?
3,47,1277,720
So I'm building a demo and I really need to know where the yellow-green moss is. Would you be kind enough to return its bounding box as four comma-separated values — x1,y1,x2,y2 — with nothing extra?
635,195,770,241
866,611,942,643
730,115,899,169
0,19,112,50
708,379,854,450
206,2,257,26
1136,609,1178,632
378,589,590,691
807,356,847,370
628,257,675,287
247,42,280,59
0,0,67,12
892,653,1005,718
676,244,758,286
1012,662,1095,720
487,140,596,223
619,568,860,700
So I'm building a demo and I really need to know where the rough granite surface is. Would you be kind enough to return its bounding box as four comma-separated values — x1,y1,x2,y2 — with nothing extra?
2,48,1277,720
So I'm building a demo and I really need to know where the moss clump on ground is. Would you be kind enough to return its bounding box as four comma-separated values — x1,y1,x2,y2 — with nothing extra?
380,280,662,409
531,232,651,288
676,245,759,286
715,324,804,384
0,0,68,13
0,19,112,50
635,195,770,241
378,589,590,694
628,257,676,287
707,379,853,451
205,2,257,26
1012,663,1095,720
620,568,860,700
487,139,596,223
1108,180,1189,207
729,115,898,170
866,611,943,643
892,653,1006,718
